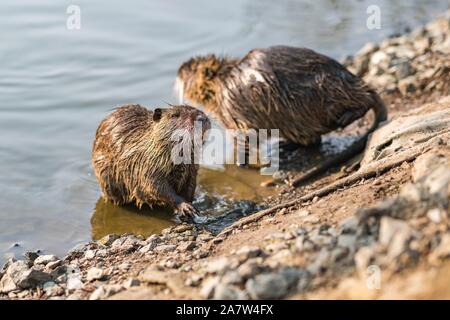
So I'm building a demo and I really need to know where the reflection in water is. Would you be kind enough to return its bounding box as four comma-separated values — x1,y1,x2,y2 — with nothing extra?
91,164,276,239
91,198,174,240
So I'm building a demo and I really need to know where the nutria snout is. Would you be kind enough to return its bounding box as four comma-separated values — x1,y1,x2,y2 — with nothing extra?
176,45,387,185
92,104,211,217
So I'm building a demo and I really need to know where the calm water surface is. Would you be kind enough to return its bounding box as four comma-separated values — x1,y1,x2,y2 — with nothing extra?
1,0,448,263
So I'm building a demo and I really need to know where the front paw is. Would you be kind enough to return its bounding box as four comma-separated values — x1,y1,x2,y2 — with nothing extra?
176,202,199,218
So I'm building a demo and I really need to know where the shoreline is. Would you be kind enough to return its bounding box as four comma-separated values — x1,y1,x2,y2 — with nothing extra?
1,11,450,300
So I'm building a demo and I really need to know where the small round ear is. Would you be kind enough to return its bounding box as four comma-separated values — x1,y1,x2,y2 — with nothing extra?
153,108,163,122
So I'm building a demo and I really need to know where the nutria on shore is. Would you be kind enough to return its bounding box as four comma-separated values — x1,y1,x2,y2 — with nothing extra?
176,45,387,186
92,104,210,217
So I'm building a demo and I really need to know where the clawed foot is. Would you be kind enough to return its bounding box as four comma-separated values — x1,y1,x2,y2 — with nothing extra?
176,202,199,218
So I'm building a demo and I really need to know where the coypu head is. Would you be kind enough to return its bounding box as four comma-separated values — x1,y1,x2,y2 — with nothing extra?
151,105,211,157
176,55,237,112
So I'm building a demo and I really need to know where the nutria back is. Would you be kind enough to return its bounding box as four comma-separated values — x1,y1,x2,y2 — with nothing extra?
177,46,386,146
92,104,210,217
215,46,386,145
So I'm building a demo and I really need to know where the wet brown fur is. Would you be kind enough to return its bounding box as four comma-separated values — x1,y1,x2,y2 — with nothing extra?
178,46,386,145
177,46,387,184
92,104,210,213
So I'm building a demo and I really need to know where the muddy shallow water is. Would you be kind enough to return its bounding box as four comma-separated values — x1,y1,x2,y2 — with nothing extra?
1,0,448,264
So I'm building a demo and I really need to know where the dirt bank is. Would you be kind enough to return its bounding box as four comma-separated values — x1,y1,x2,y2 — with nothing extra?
1,12,450,300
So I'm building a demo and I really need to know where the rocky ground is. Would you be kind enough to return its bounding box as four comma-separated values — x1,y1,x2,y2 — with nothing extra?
1,12,450,300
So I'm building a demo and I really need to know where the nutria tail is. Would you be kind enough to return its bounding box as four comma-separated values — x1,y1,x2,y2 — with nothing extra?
291,91,387,188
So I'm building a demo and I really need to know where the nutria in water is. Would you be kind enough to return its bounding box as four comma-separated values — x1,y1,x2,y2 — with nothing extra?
176,45,387,186
92,104,210,217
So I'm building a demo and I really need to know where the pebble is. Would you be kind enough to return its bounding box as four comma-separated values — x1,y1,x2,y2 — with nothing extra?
66,276,83,292
379,217,412,258
427,208,444,223
432,234,450,259
177,241,196,252
204,257,231,275
34,255,58,266
173,224,191,233
97,234,119,246
86,267,104,282
303,215,320,224
236,246,262,260
337,234,357,251
296,209,310,217
84,250,96,260
265,242,288,252
154,244,177,253
89,284,123,300
213,283,245,300
200,276,220,299
245,273,289,300
123,278,140,289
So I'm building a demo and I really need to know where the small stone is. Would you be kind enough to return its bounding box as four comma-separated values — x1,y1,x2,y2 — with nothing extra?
354,246,375,275
213,283,245,300
200,276,220,299
89,286,107,300
139,242,157,253
236,261,263,279
34,255,58,266
395,61,415,79
45,260,62,270
265,242,288,252
400,183,423,202
173,224,191,233
312,196,319,203
337,234,357,251
86,267,104,282
204,257,231,274
220,271,243,285
178,241,196,252
379,217,412,258
193,249,209,259
154,244,177,253
245,273,288,300
197,233,213,242
118,262,131,271
66,276,83,292
427,208,444,223
161,227,174,235
279,267,308,287
43,281,63,297
97,234,119,246
432,234,450,259
96,249,108,258
84,250,96,260
236,246,262,260
123,278,140,289
398,76,417,95
89,284,123,300
185,274,203,287
310,234,334,247
303,215,320,224
296,209,310,217
307,249,330,275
